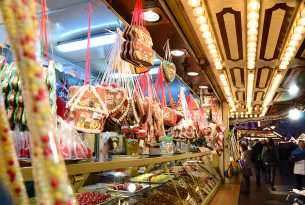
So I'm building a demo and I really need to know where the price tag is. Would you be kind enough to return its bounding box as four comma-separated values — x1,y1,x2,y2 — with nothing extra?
102,133,110,142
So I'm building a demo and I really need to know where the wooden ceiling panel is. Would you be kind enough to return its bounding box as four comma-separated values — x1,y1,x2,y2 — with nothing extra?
255,67,274,89
254,91,265,102
229,67,245,88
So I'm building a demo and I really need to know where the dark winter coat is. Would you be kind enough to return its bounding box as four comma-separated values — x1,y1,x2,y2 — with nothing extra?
251,142,265,168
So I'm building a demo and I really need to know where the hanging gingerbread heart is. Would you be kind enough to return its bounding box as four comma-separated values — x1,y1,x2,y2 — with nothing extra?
105,83,127,114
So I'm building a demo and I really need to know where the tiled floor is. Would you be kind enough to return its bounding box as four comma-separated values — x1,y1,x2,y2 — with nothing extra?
238,164,304,205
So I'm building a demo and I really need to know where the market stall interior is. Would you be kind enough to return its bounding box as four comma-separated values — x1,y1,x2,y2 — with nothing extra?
1,0,305,204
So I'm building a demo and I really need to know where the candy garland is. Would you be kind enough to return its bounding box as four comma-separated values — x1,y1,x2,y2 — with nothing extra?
0,94,28,204
0,0,75,204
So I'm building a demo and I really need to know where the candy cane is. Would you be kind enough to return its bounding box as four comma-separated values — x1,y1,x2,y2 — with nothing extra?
0,0,75,204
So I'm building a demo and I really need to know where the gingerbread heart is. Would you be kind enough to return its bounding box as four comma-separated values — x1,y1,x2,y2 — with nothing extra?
162,61,176,84
204,127,212,136
105,85,127,114
111,98,130,124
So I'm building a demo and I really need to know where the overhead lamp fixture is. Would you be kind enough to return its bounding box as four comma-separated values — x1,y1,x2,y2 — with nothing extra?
247,70,255,112
187,71,199,76
279,7,305,69
144,10,161,22
171,50,186,56
289,108,301,120
247,0,260,70
199,86,208,89
56,33,116,52
289,84,299,94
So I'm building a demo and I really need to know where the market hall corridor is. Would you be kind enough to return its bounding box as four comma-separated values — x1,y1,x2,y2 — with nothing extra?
238,163,300,205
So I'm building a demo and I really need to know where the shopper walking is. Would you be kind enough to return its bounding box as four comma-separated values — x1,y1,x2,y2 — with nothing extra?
290,140,305,190
279,142,289,176
241,143,252,194
262,138,279,191
251,139,267,184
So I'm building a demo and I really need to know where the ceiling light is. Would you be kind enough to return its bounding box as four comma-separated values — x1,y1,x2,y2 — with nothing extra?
288,40,299,47
282,57,291,61
199,86,208,89
56,33,116,52
291,34,302,41
212,54,219,58
248,65,255,69
214,62,222,66
248,53,255,57
199,24,210,32
248,36,257,42
213,57,220,62
247,20,258,29
248,57,255,61
216,65,223,70
248,47,256,53
188,0,200,7
248,1,260,11
144,11,161,22
208,44,216,50
294,26,305,34
289,108,301,120
193,7,204,17
281,60,289,65
202,31,212,38
248,42,257,48
171,50,185,56
247,11,259,21
298,17,305,26
187,72,199,76
286,47,295,52
289,84,299,94
247,28,258,36
196,16,207,25
205,38,214,44
284,52,294,57
279,65,287,69
209,49,217,54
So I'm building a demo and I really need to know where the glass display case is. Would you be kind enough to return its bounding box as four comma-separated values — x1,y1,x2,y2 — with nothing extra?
21,152,223,205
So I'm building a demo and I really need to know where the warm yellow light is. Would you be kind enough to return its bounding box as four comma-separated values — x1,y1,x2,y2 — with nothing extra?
248,53,256,57
188,0,200,7
291,34,302,41
212,53,219,58
281,60,289,65
247,42,257,48
248,65,255,69
297,17,305,26
248,1,260,12
193,7,204,17
202,31,212,38
294,26,305,34
248,35,257,42
301,8,305,18
247,28,258,36
214,62,222,66
208,44,216,50
248,47,256,53
216,65,222,70
282,56,291,61
247,20,258,29
279,65,287,69
284,52,294,57
248,60,255,65
199,24,210,32
196,16,207,25
288,40,299,47
248,57,255,61
205,38,214,44
209,49,217,54
247,11,259,21
213,58,220,63
286,47,295,53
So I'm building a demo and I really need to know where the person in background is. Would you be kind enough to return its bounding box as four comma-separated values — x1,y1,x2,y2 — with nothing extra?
290,140,305,190
279,142,289,176
251,139,267,185
289,142,297,172
241,143,252,194
262,138,279,191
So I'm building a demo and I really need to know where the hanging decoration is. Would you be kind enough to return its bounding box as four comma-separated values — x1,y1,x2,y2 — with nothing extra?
161,39,176,84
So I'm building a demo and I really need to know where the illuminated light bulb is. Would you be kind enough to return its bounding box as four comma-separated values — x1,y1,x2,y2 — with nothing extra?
199,24,210,32
193,7,204,17
248,57,255,61
212,53,219,58
297,17,305,26
248,35,257,42
248,60,255,65
209,49,217,54
248,1,260,12
291,34,302,41
216,65,223,70
247,11,259,21
248,53,256,57
205,38,214,45
281,60,289,65
286,47,295,53
247,28,258,36
188,0,200,7
288,40,299,47
248,64,255,69
294,26,305,34
250,115,253,117
282,56,291,61
196,16,207,25
254,114,257,117
284,52,294,57
247,42,257,48
202,31,212,38
279,64,287,69
214,62,222,66
247,20,258,29
207,44,216,50
213,58,220,62
245,115,248,118
301,8,305,18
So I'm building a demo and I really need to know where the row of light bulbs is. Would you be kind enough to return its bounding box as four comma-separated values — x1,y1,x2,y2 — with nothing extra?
279,8,305,69
188,0,223,70
262,73,282,116
218,72,235,110
247,0,260,114
229,114,261,118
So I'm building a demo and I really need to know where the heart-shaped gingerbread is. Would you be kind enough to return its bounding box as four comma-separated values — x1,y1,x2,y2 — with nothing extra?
162,60,176,84
105,84,127,114
204,127,212,136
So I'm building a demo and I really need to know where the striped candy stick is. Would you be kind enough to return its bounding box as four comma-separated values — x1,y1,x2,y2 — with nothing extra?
0,94,29,204
1,0,75,204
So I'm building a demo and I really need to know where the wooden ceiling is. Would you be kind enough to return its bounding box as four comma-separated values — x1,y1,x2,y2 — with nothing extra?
169,0,305,117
